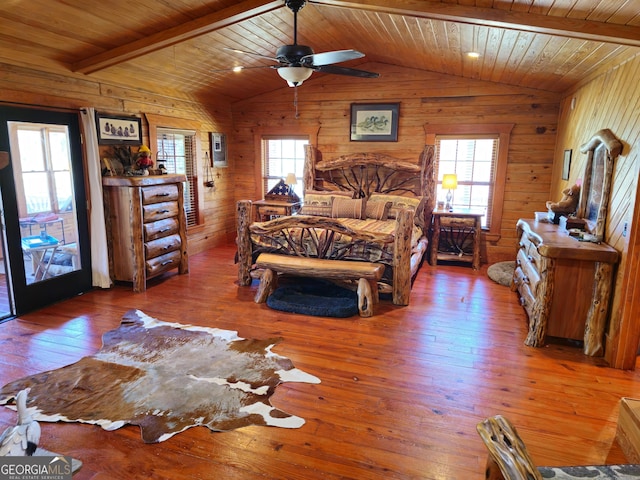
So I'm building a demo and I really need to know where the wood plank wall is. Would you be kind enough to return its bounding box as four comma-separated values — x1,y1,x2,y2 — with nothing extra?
553,52,640,368
0,63,235,255
231,63,561,264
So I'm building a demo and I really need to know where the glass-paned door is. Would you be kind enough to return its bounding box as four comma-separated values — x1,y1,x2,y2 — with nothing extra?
0,107,91,317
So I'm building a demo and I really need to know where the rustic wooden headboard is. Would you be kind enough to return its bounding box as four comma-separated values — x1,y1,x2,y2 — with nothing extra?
303,145,436,212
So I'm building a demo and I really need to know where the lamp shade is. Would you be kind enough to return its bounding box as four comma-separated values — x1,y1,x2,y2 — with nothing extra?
277,66,313,87
285,173,297,185
442,174,458,190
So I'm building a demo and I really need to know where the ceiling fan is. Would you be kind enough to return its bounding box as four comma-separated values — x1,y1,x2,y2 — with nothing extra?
225,0,380,87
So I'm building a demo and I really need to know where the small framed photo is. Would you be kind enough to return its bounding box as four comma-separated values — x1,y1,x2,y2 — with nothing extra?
95,113,142,145
210,132,228,167
562,149,572,180
350,103,399,142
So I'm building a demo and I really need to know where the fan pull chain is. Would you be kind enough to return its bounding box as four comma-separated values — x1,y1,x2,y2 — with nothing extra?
294,86,300,119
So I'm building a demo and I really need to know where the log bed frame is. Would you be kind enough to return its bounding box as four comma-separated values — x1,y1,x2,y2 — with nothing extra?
236,145,436,306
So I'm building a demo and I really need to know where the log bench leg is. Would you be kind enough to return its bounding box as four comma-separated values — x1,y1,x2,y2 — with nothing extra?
357,278,376,318
255,268,276,303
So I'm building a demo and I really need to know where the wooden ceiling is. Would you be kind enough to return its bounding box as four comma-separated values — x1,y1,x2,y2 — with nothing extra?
1,0,639,104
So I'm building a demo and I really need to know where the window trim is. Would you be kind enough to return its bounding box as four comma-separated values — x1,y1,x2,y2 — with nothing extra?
146,114,204,228
253,127,319,199
261,135,309,196
425,123,514,241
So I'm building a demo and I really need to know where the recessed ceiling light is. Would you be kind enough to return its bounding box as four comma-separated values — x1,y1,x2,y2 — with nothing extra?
467,51,480,58
232,66,244,72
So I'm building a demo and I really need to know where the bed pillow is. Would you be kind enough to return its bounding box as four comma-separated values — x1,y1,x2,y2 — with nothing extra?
304,189,354,206
368,194,421,218
365,200,393,220
331,197,366,219
299,204,332,217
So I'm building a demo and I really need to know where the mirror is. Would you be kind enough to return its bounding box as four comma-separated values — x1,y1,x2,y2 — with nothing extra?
577,129,622,241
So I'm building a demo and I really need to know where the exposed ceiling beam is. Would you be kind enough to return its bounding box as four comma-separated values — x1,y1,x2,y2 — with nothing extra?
72,0,283,74
310,0,640,47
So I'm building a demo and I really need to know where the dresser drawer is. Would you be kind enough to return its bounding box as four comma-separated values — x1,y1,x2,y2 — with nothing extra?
144,218,179,242
142,184,179,205
517,281,536,319
145,234,181,259
516,249,541,295
259,206,288,216
143,201,179,223
440,216,477,228
146,250,183,277
518,232,541,268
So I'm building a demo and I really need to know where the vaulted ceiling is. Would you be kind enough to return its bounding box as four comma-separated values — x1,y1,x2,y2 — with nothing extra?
1,0,639,104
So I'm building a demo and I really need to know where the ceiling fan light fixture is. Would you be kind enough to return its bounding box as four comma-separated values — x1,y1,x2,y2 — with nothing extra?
277,66,313,87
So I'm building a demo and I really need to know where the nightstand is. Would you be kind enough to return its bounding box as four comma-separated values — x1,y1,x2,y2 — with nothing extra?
253,199,301,221
430,209,483,269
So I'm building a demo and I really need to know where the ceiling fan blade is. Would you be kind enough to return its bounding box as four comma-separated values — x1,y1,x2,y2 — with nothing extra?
314,65,380,78
302,49,364,66
223,47,279,63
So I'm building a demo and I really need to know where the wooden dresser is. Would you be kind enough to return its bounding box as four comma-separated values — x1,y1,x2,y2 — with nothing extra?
513,218,618,356
102,175,189,292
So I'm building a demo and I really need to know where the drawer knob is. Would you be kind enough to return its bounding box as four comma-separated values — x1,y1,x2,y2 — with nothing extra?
160,227,171,233
161,260,173,266
163,244,174,250
156,192,170,197
157,209,170,214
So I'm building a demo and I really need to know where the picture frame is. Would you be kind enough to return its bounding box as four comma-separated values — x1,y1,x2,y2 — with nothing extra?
210,132,228,167
95,113,142,145
350,103,399,142
562,149,572,180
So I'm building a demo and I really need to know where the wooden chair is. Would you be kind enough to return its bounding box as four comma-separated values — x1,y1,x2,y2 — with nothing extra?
476,415,640,480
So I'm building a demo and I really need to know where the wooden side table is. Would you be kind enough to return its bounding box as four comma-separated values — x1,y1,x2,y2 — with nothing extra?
253,199,301,221
430,209,483,269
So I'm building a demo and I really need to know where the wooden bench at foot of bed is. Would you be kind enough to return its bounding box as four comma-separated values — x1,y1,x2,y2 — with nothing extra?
254,253,385,317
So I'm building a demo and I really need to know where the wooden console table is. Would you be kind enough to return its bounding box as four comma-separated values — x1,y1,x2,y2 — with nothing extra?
513,218,619,356
430,209,482,269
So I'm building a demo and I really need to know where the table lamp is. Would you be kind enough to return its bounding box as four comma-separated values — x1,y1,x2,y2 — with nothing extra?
285,173,299,201
442,173,458,211
285,173,297,191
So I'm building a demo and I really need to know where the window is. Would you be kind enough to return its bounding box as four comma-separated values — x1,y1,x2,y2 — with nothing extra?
156,128,198,227
262,137,308,196
9,122,73,216
426,124,513,240
435,136,498,228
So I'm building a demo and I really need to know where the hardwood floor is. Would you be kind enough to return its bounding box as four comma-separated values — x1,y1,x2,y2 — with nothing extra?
0,244,638,479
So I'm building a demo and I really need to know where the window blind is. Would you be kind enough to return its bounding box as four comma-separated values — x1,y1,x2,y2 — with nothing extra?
262,136,308,194
156,129,198,227
435,135,499,228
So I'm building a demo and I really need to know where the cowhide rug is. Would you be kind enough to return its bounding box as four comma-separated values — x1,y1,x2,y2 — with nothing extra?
0,310,320,443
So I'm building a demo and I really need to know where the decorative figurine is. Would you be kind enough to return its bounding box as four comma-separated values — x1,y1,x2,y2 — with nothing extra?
0,388,41,456
135,145,154,174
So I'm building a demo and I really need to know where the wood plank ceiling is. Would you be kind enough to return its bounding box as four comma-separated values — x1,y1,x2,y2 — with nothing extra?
0,0,639,104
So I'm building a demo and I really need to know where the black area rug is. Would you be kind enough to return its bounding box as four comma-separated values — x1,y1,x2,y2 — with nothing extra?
266,277,358,318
